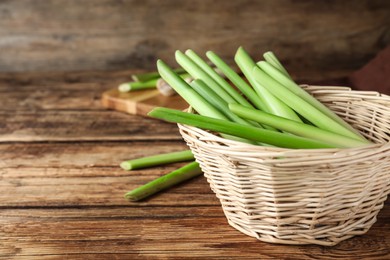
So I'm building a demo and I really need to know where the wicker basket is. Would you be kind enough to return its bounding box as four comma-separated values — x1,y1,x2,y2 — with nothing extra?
178,85,390,246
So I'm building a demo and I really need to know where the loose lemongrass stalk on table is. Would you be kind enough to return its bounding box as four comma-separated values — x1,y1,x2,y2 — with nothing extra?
206,51,266,111
131,68,186,82
257,60,366,141
251,66,369,142
124,161,202,201
235,47,302,123
148,107,339,149
229,103,370,148
185,49,253,107
120,150,194,170
118,78,158,92
262,51,291,78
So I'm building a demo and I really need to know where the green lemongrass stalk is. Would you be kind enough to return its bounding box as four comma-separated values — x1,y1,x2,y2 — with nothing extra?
177,73,191,80
121,73,192,93
252,66,370,143
235,47,302,123
257,60,366,141
131,72,160,82
118,78,158,92
157,59,227,119
175,51,237,104
124,161,202,201
206,51,266,110
131,68,186,82
120,150,194,170
185,49,252,107
190,79,259,127
229,103,370,148
157,59,253,144
148,107,339,149
262,51,291,78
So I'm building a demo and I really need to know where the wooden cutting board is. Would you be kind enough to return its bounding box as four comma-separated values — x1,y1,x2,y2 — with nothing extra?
101,88,188,117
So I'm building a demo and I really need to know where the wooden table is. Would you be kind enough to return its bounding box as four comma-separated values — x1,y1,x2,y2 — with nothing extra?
1,70,389,259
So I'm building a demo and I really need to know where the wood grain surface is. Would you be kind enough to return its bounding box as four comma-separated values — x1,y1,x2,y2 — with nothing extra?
101,88,188,117
0,0,389,83
0,70,389,259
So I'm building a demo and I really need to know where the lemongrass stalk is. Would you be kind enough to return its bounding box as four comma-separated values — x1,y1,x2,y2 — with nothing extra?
177,73,191,80
252,66,370,142
131,72,160,82
131,68,186,82
124,161,202,201
234,47,278,112
148,107,339,149
257,61,366,141
190,79,259,127
118,78,158,92
229,103,370,148
157,59,227,119
235,47,302,123
206,51,266,110
120,150,194,170
262,51,291,78
157,60,253,144
185,49,253,107
175,51,237,104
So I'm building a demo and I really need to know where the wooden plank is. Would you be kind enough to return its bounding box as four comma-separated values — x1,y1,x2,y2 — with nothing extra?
0,110,181,142
0,142,214,207
0,173,214,207
0,0,388,82
0,70,134,111
0,206,224,218
0,141,189,168
0,207,389,259
0,70,133,90
0,86,106,111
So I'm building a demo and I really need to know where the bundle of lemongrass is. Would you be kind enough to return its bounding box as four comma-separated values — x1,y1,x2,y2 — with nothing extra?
124,47,371,201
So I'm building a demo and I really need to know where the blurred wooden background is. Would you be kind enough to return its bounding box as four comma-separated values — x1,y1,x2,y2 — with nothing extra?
0,0,389,82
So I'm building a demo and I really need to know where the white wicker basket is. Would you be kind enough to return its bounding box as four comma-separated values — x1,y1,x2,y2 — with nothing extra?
178,85,390,246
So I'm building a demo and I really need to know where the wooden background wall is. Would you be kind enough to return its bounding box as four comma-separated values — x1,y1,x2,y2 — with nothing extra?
0,0,389,81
